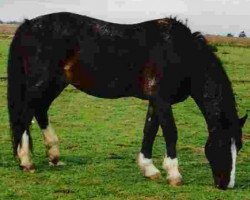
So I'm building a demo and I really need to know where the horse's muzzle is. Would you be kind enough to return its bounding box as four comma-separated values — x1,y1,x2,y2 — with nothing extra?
213,172,230,190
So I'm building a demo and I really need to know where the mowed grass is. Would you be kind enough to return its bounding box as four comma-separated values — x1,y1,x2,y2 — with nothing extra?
0,35,249,200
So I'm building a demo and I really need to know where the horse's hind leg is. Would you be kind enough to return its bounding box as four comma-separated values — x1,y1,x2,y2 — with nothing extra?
16,108,35,172
35,107,60,166
156,97,182,186
137,100,161,179
34,82,67,166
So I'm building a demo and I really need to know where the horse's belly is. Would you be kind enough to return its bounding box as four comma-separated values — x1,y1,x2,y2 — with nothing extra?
63,52,136,98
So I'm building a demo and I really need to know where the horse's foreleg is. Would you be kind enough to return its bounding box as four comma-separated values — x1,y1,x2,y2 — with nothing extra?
137,100,161,179
156,98,182,186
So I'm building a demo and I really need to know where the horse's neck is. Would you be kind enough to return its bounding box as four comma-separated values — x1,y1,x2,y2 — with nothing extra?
191,65,239,135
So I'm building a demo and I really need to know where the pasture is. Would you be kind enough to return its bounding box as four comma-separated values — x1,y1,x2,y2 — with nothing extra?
0,25,249,199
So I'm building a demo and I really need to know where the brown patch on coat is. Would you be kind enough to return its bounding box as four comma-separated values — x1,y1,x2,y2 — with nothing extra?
64,51,95,89
140,61,162,96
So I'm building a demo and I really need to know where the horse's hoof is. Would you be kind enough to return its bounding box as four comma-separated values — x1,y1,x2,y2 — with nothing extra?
21,164,35,173
148,172,161,180
137,153,161,180
168,177,182,186
49,160,66,166
49,157,59,166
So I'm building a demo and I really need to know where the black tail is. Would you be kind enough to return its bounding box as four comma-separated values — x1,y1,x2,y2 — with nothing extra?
7,20,33,155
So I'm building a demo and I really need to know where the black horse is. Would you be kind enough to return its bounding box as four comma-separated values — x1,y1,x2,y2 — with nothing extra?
7,12,247,190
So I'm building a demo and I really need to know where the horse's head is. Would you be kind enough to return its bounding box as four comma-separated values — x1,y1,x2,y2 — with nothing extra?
205,114,247,189
191,31,248,189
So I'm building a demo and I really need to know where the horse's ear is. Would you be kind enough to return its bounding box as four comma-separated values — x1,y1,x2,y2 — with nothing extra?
239,114,248,128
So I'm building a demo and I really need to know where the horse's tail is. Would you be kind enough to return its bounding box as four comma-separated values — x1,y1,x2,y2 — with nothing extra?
7,20,32,155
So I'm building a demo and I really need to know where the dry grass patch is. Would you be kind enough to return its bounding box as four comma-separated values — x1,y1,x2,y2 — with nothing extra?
206,35,250,47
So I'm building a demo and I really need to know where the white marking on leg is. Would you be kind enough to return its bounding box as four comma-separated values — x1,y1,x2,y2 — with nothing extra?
137,152,161,179
163,155,182,186
148,117,151,122
17,131,34,171
228,138,237,188
42,124,60,165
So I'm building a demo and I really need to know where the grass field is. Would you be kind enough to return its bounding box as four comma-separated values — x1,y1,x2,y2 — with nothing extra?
206,35,250,48
0,29,249,199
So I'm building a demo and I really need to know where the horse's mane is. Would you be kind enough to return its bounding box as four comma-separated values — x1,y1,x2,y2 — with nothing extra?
192,31,207,42
192,31,218,53
158,17,208,49
192,30,241,142
192,31,209,50
158,17,219,55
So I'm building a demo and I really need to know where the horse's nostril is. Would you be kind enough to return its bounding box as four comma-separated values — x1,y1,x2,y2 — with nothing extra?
218,184,227,190
214,173,229,190
215,178,228,190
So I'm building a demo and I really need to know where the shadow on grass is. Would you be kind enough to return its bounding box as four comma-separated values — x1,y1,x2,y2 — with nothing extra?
33,155,91,173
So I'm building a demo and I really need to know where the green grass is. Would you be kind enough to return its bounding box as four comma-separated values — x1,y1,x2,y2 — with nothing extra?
0,38,10,76
0,38,249,199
